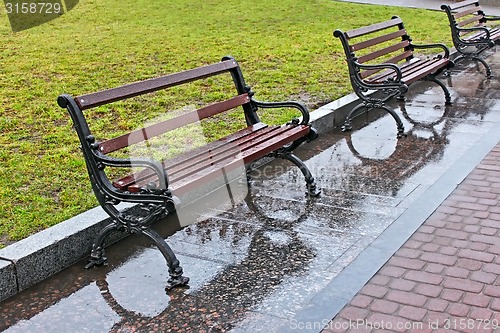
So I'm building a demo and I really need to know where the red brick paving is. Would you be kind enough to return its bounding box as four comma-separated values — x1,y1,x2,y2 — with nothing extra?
323,144,500,333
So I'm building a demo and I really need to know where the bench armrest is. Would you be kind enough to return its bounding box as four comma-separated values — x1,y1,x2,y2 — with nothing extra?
94,151,170,196
353,62,408,94
251,99,311,125
484,16,500,22
356,62,403,81
411,43,450,58
456,26,493,44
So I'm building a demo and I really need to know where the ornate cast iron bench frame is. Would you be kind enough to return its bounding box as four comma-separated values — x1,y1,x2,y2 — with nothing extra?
441,0,500,78
57,56,320,290
334,16,454,138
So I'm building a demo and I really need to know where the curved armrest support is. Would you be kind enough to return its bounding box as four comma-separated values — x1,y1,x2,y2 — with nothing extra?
411,43,450,58
457,26,492,43
484,16,500,22
251,99,311,125
93,151,170,198
349,62,408,99
355,61,403,82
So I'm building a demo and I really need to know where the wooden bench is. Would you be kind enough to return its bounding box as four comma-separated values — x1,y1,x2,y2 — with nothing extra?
334,16,454,137
57,56,320,290
441,0,500,77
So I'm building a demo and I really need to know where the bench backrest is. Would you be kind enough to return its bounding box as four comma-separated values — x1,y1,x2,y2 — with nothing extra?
334,16,413,80
441,1,487,37
59,56,262,151
57,56,261,205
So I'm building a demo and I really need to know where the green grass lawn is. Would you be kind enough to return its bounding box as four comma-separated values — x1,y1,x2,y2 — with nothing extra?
0,0,452,247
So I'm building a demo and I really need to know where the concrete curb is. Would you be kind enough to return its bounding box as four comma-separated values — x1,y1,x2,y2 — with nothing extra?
0,203,136,301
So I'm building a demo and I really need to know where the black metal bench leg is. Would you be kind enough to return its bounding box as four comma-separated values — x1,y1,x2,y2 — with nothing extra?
85,204,189,291
427,76,452,105
380,104,405,138
276,151,321,197
85,222,120,269
474,56,493,78
454,54,492,78
343,102,405,138
141,227,190,291
342,103,367,132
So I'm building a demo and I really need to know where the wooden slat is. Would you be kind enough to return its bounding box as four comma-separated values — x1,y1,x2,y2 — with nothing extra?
346,17,402,39
458,15,484,27
460,29,488,39
490,28,500,39
164,122,269,170
454,5,482,19
356,40,409,64
449,0,480,11
99,93,250,154
75,59,239,110
401,59,442,84
364,57,450,85
119,125,287,191
167,126,293,183
166,127,282,179
169,125,311,195
350,29,407,52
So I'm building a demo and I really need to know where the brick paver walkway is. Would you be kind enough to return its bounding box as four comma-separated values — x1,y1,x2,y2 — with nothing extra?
324,143,500,333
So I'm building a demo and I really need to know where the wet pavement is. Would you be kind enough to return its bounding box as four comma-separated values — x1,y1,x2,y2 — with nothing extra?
2,43,500,333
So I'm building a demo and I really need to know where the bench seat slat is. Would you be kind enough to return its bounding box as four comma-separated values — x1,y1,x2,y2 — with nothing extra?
166,126,284,180
115,124,310,195
76,60,239,110
442,1,498,78
365,58,450,85
400,58,450,84
460,27,500,41
166,127,285,183
335,15,453,136
455,6,482,19
165,122,270,171
458,15,485,27
113,122,270,190
168,124,310,195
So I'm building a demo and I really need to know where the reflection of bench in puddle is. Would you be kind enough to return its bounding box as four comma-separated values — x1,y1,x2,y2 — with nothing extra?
343,111,450,193
0,192,316,332
91,194,317,331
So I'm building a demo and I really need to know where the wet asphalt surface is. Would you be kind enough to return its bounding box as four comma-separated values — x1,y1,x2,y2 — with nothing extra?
2,51,500,333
